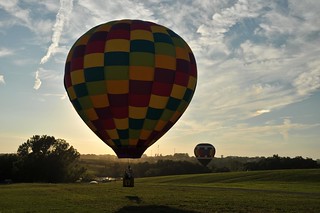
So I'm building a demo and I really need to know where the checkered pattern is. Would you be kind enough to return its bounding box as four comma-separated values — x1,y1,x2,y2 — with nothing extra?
64,20,197,158
194,143,215,166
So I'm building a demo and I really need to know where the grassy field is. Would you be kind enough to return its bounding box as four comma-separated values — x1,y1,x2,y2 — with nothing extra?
0,169,319,213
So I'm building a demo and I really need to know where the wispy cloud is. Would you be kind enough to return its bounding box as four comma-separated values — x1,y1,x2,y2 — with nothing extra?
40,0,74,64
279,118,291,141
34,0,73,90
33,70,41,90
42,93,68,100
293,59,320,96
190,0,320,123
0,48,14,57
253,109,271,117
0,75,5,85
0,1,32,26
60,1,319,130
33,67,64,91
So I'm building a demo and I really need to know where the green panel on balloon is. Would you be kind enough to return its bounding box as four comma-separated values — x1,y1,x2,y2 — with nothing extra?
143,119,158,130
154,43,176,56
160,110,175,121
177,100,188,112
130,52,154,67
104,67,129,80
172,37,187,48
77,96,93,110
86,81,106,95
129,129,141,139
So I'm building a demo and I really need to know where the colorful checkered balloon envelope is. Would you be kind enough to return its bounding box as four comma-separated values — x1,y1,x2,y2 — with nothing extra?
64,19,197,158
194,143,215,166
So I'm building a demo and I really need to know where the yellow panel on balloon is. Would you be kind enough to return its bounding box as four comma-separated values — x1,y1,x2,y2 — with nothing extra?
96,24,112,32
154,120,167,131
175,47,189,60
67,87,76,100
149,95,168,109
155,55,175,70
188,76,197,89
105,39,130,52
70,69,85,85
76,35,90,45
170,111,182,123
85,108,98,120
106,80,129,94
131,30,153,41
150,25,168,34
129,138,138,146
140,129,152,140
84,53,104,68
129,66,154,81
114,118,128,129
90,94,109,108
170,84,186,99
106,129,119,139
129,106,148,119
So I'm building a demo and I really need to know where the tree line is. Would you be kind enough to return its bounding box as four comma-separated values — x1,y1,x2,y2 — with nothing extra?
0,135,85,183
1,135,319,183
79,153,319,179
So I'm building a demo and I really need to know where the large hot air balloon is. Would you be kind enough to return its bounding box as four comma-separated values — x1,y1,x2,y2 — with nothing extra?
64,19,197,158
194,143,215,166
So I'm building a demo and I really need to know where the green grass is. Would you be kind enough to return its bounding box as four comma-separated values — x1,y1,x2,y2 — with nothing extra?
0,169,319,213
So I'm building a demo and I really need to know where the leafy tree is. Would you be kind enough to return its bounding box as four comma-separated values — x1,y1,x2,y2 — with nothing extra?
0,154,19,182
15,135,85,183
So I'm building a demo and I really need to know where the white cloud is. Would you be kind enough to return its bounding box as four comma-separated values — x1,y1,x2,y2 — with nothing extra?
217,118,319,143
293,59,320,96
41,93,68,100
188,0,320,130
31,67,64,91
279,118,291,141
0,75,5,85
0,1,54,41
40,0,74,64
38,1,60,12
240,40,286,64
60,93,67,100
253,109,271,117
33,70,42,90
0,0,32,27
0,48,14,57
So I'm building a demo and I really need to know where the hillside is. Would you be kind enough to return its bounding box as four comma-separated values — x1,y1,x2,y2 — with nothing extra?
138,169,320,184
137,169,320,193
1,169,319,212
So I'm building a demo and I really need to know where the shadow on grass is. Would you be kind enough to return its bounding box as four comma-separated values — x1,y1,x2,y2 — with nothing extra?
115,205,199,213
125,195,142,204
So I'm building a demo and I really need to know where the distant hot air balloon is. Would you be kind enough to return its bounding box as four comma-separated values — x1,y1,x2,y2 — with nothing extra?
194,143,215,166
64,19,197,158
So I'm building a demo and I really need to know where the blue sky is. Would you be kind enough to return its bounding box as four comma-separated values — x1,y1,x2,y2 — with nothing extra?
0,0,319,159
